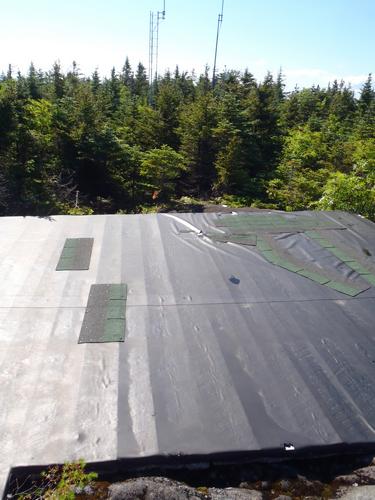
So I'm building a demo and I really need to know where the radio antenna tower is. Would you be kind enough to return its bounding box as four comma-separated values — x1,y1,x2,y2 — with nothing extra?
148,1,166,101
212,0,225,87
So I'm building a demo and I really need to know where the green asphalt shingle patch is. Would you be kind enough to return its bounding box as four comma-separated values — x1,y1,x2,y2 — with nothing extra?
259,243,367,296
103,319,125,342
297,269,330,285
258,237,302,272
61,247,76,257
328,248,354,262
215,214,342,232
107,301,126,319
309,236,375,287
56,238,94,271
78,284,127,343
56,257,73,270
305,230,322,239
346,261,371,275
325,281,368,297
275,260,304,273
206,233,231,243
227,235,257,245
260,250,280,263
109,283,128,300
314,238,335,248
363,274,375,286
207,233,257,245
256,238,272,251
214,213,372,297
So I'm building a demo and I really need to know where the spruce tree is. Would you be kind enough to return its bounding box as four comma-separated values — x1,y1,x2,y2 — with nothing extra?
91,69,100,95
359,74,374,115
52,62,65,99
134,63,148,99
27,62,41,99
121,57,134,93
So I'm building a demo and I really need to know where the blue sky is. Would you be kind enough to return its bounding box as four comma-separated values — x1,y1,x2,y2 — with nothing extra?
0,0,373,90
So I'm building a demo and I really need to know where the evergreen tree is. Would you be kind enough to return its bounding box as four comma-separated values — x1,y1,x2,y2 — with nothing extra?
140,145,185,201
359,74,374,113
178,92,218,194
357,74,375,138
275,68,285,103
51,62,65,99
134,63,148,99
155,77,182,148
108,67,121,111
121,57,134,93
66,60,80,95
91,69,101,94
6,64,13,80
27,62,42,99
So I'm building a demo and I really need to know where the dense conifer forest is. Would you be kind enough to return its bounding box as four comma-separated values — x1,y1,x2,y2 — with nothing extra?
0,60,374,218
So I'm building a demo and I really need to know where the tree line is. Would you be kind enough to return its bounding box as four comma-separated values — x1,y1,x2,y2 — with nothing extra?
0,60,374,218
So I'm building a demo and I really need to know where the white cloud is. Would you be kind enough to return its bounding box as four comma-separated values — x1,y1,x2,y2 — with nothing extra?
283,68,369,90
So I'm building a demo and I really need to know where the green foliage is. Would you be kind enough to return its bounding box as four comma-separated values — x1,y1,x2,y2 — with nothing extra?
280,127,329,169
352,138,375,168
24,98,54,147
268,162,328,211
156,77,183,148
0,63,373,217
64,206,94,215
318,162,375,220
43,460,97,500
267,125,330,210
178,93,218,193
14,460,97,500
140,145,185,200
214,134,249,193
216,194,254,208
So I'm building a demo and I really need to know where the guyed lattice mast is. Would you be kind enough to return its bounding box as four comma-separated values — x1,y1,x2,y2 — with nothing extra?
212,0,225,87
148,1,166,102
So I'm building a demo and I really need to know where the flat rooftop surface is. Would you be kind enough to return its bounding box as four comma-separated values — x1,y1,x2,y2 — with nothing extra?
1,211,375,493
